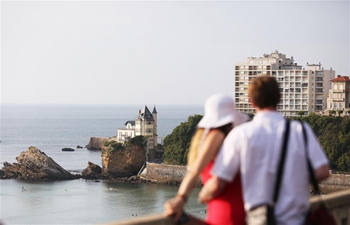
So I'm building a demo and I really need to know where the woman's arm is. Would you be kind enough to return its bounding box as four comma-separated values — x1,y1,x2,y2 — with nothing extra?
198,175,227,203
164,129,225,222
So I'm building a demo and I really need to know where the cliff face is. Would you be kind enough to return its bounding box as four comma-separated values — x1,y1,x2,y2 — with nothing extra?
0,146,78,180
102,143,146,178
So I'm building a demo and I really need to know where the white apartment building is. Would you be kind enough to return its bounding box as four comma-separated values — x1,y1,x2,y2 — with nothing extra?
327,75,350,110
234,51,335,116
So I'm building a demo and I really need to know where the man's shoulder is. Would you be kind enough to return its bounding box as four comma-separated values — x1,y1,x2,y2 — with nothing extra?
230,120,256,137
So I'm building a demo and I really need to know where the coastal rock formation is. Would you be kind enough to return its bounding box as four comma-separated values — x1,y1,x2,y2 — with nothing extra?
0,146,79,181
102,140,146,178
82,161,104,179
86,137,109,150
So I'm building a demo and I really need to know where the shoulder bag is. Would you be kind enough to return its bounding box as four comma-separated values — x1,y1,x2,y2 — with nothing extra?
300,122,337,225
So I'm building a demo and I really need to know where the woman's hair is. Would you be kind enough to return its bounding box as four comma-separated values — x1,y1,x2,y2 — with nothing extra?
187,123,233,166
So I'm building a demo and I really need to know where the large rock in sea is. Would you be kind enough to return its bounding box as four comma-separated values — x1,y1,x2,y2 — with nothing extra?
0,146,79,181
82,161,104,179
102,138,146,178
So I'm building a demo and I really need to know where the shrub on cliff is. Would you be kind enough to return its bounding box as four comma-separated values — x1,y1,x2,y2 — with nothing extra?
163,114,203,165
103,136,147,155
103,140,125,155
126,135,147,148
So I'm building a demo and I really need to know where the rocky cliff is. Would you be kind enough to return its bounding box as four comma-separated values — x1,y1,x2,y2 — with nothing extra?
0,146,79,180
102,140,146,178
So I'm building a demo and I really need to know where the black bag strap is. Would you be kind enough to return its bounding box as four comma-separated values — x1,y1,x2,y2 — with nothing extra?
273,120,291,204
300,121,320,195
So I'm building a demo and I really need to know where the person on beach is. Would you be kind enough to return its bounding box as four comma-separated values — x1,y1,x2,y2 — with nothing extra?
198,76,330,224
164,93,248,225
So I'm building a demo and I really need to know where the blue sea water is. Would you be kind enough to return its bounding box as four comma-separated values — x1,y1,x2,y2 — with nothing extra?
0,104,206,225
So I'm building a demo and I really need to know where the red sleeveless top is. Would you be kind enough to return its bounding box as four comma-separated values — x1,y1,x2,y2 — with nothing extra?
201,161,246,225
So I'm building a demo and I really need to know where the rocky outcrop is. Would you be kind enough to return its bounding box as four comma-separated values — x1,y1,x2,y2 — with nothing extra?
0,146,79,181
82,161,104,179
86,137,109,150
102,143,146,178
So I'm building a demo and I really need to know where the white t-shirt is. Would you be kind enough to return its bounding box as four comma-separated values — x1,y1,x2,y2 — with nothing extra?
212,111,329,225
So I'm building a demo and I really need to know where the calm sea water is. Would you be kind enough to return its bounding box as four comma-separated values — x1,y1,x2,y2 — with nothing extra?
0,104,206,225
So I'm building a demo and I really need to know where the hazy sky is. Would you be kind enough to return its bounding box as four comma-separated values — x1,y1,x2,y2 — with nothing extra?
1,0,349,105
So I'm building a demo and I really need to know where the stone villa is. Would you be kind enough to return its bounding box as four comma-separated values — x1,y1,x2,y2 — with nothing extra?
116,105,158,161
327,75,350,114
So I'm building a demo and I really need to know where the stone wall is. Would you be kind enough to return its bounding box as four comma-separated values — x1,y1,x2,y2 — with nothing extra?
86,137,109,150
144,163,188,182
322,174,350,186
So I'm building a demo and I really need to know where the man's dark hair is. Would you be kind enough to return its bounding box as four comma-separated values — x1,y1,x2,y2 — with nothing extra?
248,75,280,108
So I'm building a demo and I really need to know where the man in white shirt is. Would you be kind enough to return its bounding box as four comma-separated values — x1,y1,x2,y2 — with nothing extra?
198,76,330,225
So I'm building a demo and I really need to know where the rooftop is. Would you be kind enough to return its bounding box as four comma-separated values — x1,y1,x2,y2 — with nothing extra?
331,75,350,82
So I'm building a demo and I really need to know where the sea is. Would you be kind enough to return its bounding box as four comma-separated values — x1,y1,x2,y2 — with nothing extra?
0,104,206,225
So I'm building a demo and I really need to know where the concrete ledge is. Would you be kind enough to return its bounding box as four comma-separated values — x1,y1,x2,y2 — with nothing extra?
99,214,172,225
102,190,350,225
99,213,206,225
310,189,350,225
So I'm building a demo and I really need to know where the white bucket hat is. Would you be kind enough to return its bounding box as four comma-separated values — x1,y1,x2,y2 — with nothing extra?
197,93,248,129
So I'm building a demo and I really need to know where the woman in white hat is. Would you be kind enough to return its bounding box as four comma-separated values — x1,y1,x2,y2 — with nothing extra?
164,93,248,225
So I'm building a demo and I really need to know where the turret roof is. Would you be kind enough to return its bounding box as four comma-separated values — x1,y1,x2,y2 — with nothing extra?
152,106,157,114
136,105,154,121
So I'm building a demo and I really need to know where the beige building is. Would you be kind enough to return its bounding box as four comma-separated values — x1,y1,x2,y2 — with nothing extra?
327,75,350,112
234,51,335,116
135,105,158,150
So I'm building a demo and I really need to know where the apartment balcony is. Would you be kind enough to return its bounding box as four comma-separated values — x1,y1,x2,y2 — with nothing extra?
332,98,346,102
333,90,345,93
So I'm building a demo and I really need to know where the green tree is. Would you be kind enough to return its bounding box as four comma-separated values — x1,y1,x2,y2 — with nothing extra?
298,111,304,117
301,115,350,172
163,114,203,165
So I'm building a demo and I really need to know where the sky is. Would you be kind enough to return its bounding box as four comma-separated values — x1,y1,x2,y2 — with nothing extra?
1,0,349,106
